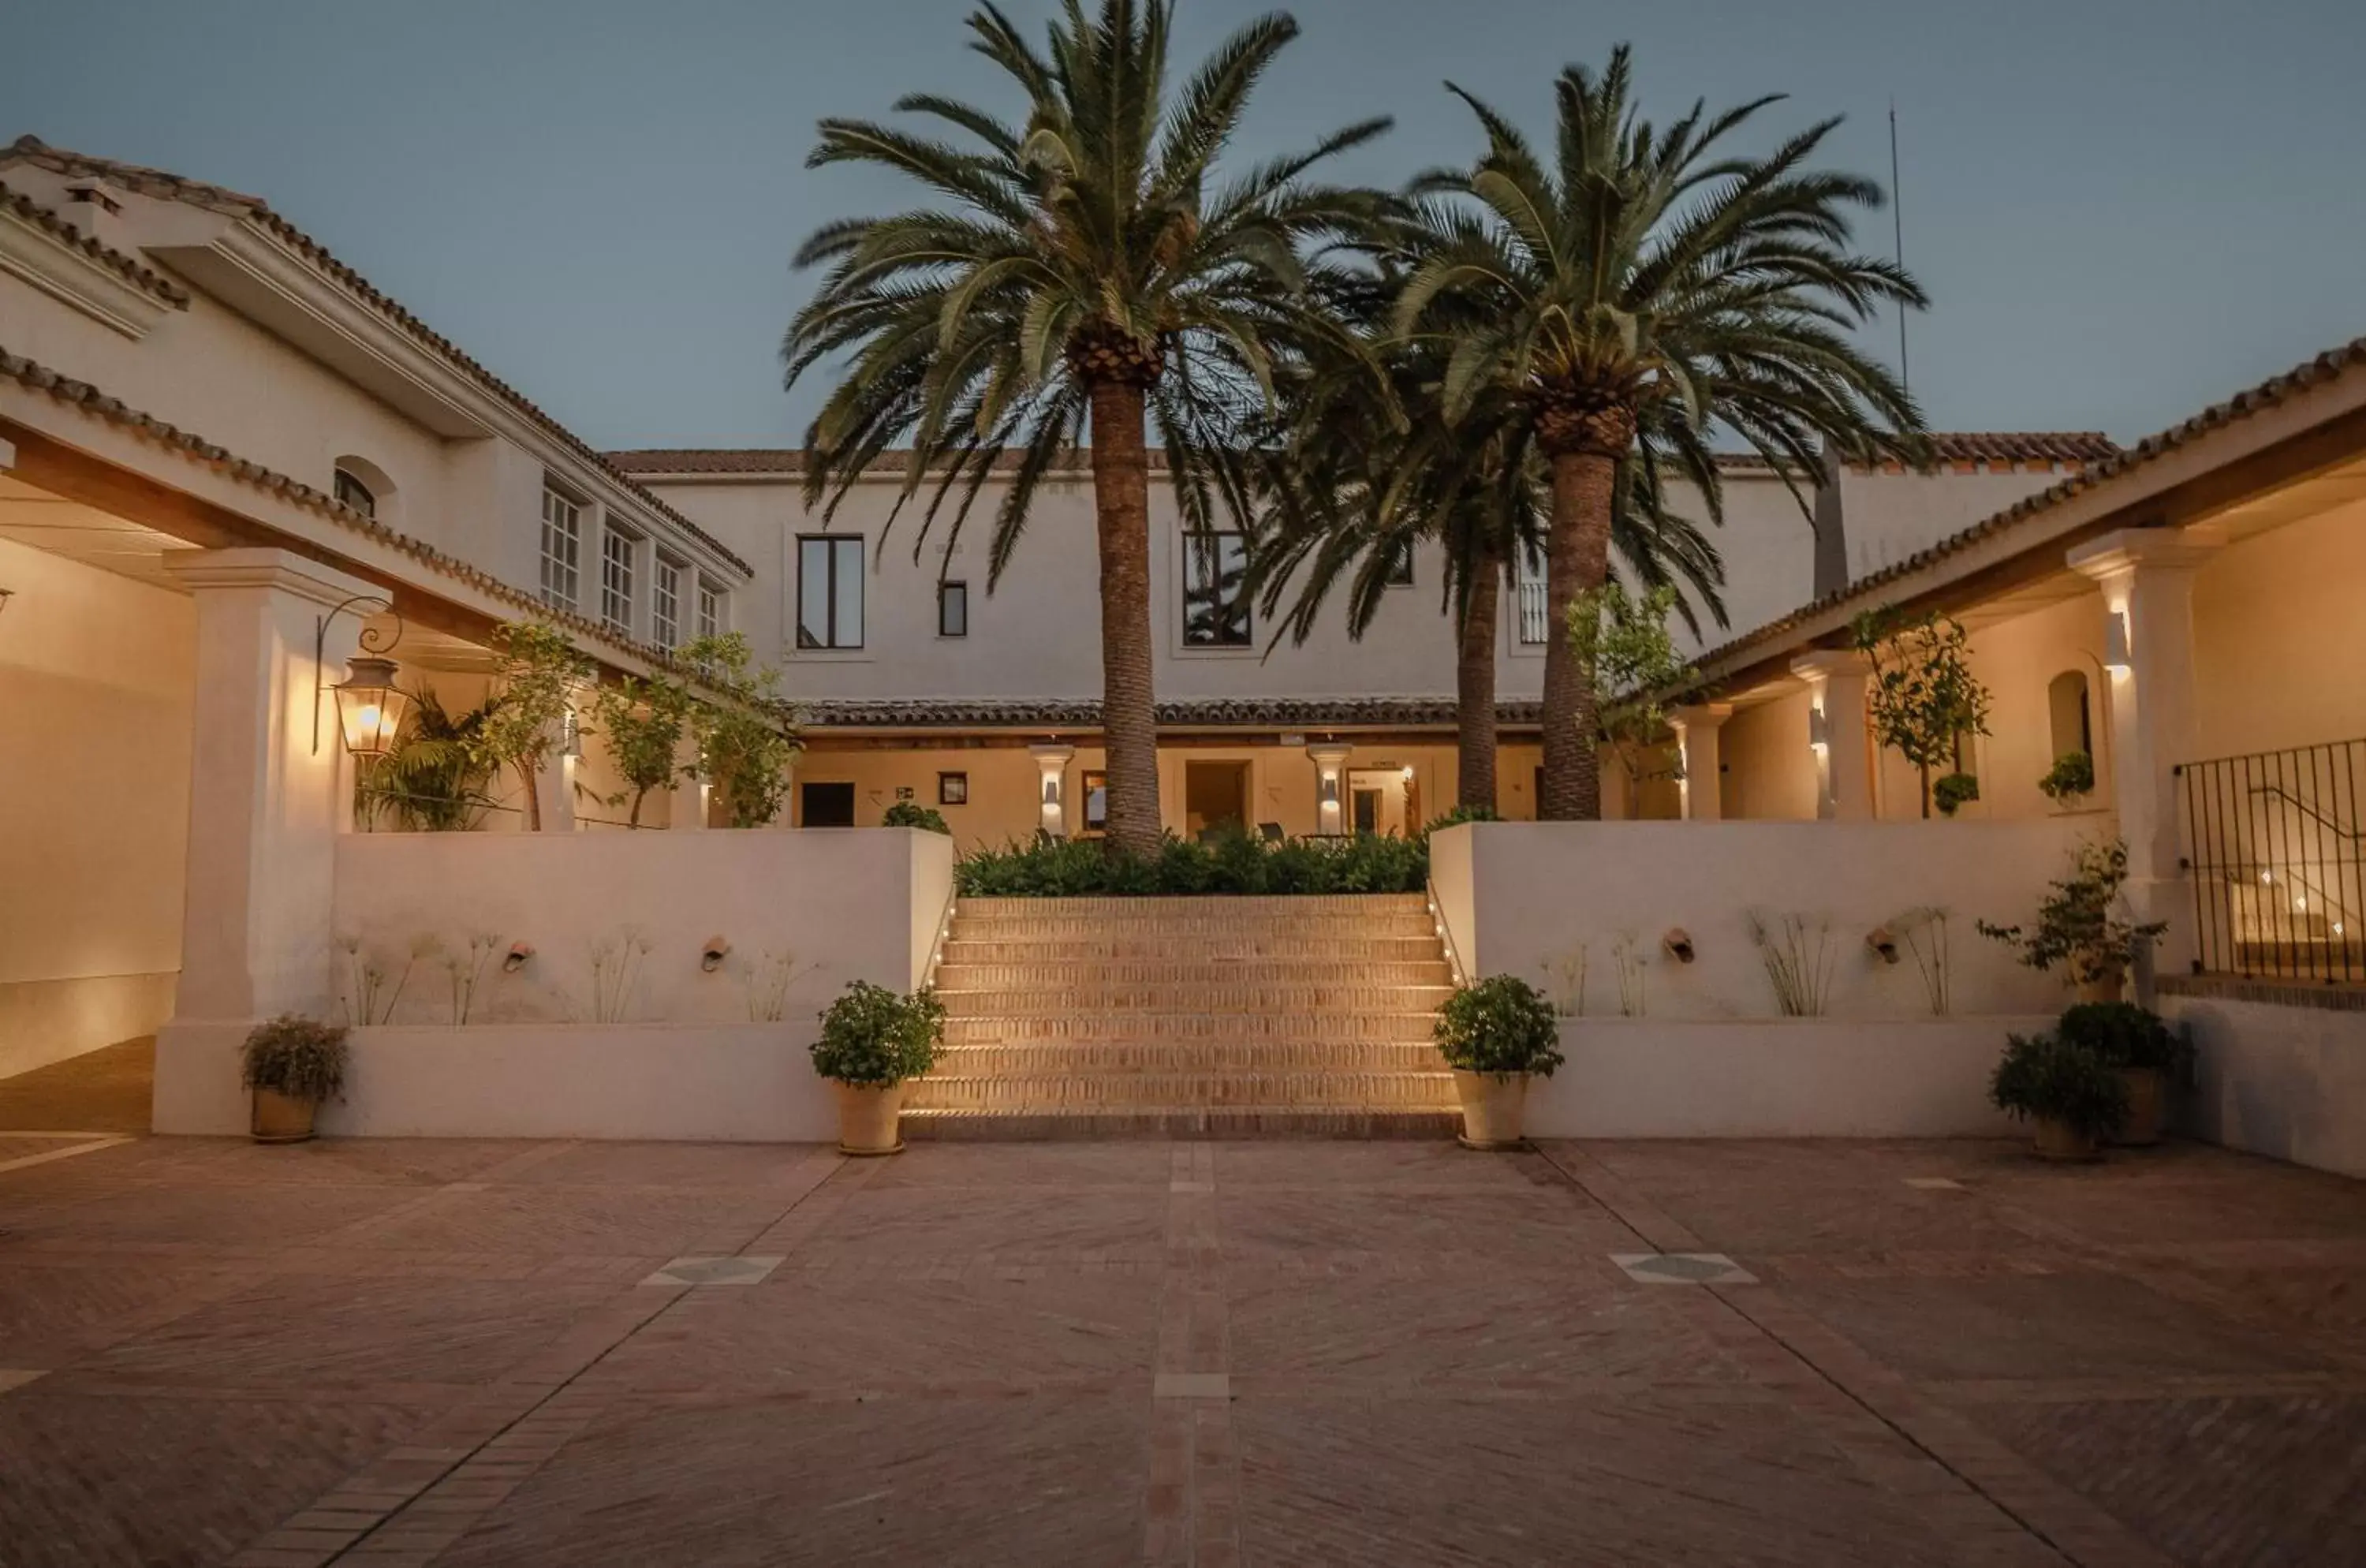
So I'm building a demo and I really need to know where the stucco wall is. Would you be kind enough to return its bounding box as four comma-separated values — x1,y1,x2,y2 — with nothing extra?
2168,995,2366,1180
2192,497,2366,762
1430,819,2100,1021
0,536,193,1076
1719,689,1819,821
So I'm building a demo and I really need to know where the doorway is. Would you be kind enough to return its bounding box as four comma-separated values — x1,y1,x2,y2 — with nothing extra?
1183,760,1250,838
800,781,856,827
1347,767,1409,838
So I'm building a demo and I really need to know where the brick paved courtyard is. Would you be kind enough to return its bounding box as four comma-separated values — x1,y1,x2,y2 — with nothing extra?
2,1131,2364,1566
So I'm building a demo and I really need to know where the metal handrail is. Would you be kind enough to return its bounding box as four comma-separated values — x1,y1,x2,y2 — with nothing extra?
2248,784,2365,842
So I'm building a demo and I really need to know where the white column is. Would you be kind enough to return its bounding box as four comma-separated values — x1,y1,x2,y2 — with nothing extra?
668,732,707,831
1030,742,1076,838
1790,651,1874,821
155,547,380,1132
1306,743,1352,835
2069,526,2224,978
532,713,579,832
1668,703,1733,821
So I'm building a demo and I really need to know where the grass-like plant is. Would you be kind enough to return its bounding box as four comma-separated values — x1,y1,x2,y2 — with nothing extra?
882,801,951,834
1989,1032,2129,1142
2056,1002,2189,1074
1539,944,1588,1018
241,1015,349,1103
809,980,945,1087
587,931,654,1024
442,933,502,1025
739,950,814,1024
1434,975,1564,1078
1888,906,1954,1016
1609,932,1648,1017
1748,911,1836,1017
953,827,1428,898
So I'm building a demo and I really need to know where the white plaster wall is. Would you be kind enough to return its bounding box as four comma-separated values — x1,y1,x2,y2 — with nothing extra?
1719,689,1819,821
2167,995,2366,1180
0,535,193,1075
1839,465,2072,582
2192,497,2366,762
1430,819,2102,1021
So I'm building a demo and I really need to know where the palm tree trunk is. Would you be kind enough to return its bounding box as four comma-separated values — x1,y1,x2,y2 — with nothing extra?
1540,450,1618,820
1087,379,1162,859
1456,538,1502,812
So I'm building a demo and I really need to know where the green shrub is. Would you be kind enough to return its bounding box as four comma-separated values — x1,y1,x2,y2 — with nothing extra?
882,801,950,834
950,829,1429,897
2056,1002,2188,1073
1417,805,1498,842
1933,771,1981,816
809,980,944,1086
1988,1032,2128,1141
2038,750,2095,803
241,1015,349,1103
1434,976,1564,1078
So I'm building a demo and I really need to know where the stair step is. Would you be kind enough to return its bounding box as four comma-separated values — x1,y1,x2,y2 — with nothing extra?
901,1107,1461,1141
905,1070,1455,1112
933,960,1455,988
941,1012,1442,1045
935,1040,1442,1073
955,894,1431,917
936,984,1457,1017
939,935,1450,963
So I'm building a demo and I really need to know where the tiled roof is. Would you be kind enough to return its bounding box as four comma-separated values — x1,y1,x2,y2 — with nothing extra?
608,435,2113,480
2,136,752,579
0,343,698,681
1685,334,2366,680
795,696,1543,731
0,181,191,308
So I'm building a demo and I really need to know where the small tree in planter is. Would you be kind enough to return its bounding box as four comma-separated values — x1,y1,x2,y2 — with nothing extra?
592,672,693,827
1853,609,1991,819
2057,1001,2189,1147
469,622,595,831
1433,975,1565,1150
2038,750,2095,811
681,633,802,828
882,801,950,834
241,1015,349,1144
1573,583,1693,816
1989,1031,2127,1161
809,980,945,1155
1977,838,2166,1002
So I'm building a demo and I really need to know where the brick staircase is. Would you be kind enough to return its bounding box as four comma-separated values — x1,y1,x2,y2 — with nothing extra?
904,894,1461,1138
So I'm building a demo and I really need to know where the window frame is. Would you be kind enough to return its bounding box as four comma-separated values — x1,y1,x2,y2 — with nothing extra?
696,575,727,641
795,535,864,650
937,579,969,639
938,771,968,806
599,523,640,638
1081,769,1109,834
539,485,584,610
333,468,376,518
1180,529,1253,649
651,554,685,651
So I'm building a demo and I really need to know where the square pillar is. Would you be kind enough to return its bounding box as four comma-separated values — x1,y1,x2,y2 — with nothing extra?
1668,704,1732,821
1030,742,1075,839
155,547,383,1132
1790,650,1874,821
1306,743,1353,835
2069,526,2224,977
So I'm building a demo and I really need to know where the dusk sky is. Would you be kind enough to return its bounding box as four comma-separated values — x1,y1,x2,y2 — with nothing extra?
6,0,2359,450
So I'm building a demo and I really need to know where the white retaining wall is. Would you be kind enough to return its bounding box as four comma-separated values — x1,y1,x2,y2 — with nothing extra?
2169,995,2366,1180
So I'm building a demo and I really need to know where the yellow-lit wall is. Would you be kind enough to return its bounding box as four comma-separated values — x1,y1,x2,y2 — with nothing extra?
2193,498,2366,761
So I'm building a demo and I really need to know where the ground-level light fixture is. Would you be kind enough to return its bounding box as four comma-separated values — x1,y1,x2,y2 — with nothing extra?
314,592,409,756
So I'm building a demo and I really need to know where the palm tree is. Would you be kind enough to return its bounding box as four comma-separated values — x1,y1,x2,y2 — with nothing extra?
784,0,1387,857
1398,47,1928,819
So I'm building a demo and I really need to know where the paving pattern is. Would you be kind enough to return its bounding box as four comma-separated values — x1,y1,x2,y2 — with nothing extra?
1,1130,2362,1565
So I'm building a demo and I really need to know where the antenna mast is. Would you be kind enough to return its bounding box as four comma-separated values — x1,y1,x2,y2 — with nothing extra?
1890,98,1909,392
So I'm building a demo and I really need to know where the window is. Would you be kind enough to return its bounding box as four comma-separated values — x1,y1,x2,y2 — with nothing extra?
539,487,582,610
1516,542,1549,645
1383,539,1415,587
797,536,863,649
1181,532,1251,648
651,555,684,651
938,771,968,806
600,527,638,637
937,580,968,638
333,468,376,518
1082,769,1108,833
800,781,856,828
696,577,726,640
2047,670,2093,762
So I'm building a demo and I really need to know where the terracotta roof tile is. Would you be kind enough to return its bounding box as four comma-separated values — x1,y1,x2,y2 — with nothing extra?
793,696,1541,731
606,447,1179,476
2,136,752,579
0,180,192,308
1685,335,2366,680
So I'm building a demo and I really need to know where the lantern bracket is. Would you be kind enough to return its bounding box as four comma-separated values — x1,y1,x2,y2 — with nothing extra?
313,592,406,755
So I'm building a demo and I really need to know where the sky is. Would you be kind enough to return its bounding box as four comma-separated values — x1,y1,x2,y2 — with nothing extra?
5,1,2360,451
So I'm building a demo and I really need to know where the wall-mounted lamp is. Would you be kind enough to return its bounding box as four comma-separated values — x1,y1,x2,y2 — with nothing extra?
1807,705,1831,752
2103,609,2133,673
561,706,584,760
0,587,15,618
314,592,409,756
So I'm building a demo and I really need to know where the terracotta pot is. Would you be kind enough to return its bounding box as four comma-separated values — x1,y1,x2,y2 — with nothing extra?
833,1081,906,1156
1453,1070,1529,1150
2117,1066,2164,1147
2075,965,2125,1005
250,1088,317,1144
2032,1117,2099,1162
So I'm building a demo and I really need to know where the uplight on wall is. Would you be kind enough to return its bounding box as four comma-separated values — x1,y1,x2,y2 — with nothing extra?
2103,609,2133,673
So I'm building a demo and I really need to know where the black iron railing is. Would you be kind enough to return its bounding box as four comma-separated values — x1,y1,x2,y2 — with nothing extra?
2178,737,2366,984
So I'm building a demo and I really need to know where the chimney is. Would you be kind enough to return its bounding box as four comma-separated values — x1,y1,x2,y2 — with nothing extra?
58,176,133,254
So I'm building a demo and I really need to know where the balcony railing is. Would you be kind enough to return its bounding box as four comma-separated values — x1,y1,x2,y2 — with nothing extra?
1517,578,1551,646
2178,737,2366,984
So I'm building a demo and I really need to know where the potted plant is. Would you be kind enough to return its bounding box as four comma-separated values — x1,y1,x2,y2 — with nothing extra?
1977,838,2166,1003
1989,1031,2128,1160
2038,750,2095,812
1433,975,1565,1150
882,801,951,834
809,980,945,1155
241,1015,349,1144
1932,771,1980,818
2056,1001,2188,1147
